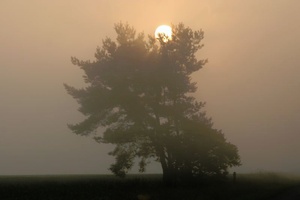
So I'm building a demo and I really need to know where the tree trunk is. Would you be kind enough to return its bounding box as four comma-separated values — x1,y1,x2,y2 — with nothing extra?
162,167,177,186
160,156,178,186
153,115,178,185
155,145,176,186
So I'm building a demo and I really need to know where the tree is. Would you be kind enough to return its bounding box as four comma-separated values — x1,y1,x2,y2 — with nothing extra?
64,22,240,184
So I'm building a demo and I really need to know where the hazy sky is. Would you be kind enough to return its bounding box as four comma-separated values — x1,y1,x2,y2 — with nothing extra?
0,0,299,175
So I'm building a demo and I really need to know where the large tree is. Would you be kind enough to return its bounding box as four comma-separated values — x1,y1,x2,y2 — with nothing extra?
64,22,240,183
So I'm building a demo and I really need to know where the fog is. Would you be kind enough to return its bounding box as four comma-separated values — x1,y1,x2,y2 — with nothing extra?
0,0,299,175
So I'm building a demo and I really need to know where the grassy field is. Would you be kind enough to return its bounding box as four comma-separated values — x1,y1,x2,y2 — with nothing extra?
0,173,299,200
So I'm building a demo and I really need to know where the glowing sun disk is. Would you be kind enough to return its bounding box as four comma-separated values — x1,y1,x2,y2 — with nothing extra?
155,25,172,42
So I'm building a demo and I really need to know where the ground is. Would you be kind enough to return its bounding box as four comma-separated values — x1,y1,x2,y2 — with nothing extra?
0,173,299,200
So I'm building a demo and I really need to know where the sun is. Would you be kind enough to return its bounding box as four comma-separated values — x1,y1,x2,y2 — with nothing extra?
155,25,172,42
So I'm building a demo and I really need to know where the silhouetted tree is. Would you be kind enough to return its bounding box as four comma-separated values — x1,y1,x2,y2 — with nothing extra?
64,22,240,184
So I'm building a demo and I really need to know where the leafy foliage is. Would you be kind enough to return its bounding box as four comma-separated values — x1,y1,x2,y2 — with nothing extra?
65,22,240,182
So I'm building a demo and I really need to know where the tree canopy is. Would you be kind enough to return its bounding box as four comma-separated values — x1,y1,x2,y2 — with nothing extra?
64,22,240,183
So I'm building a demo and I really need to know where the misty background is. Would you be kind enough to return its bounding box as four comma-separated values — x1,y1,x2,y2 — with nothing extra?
0,0,299,175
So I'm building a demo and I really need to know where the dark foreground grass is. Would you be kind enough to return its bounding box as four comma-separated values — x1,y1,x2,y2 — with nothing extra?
0,173,299,200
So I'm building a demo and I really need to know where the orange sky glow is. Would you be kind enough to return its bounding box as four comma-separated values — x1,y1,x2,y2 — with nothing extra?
0,0,300,175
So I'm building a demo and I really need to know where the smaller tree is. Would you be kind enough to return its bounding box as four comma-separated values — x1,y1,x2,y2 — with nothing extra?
170,118,240,181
